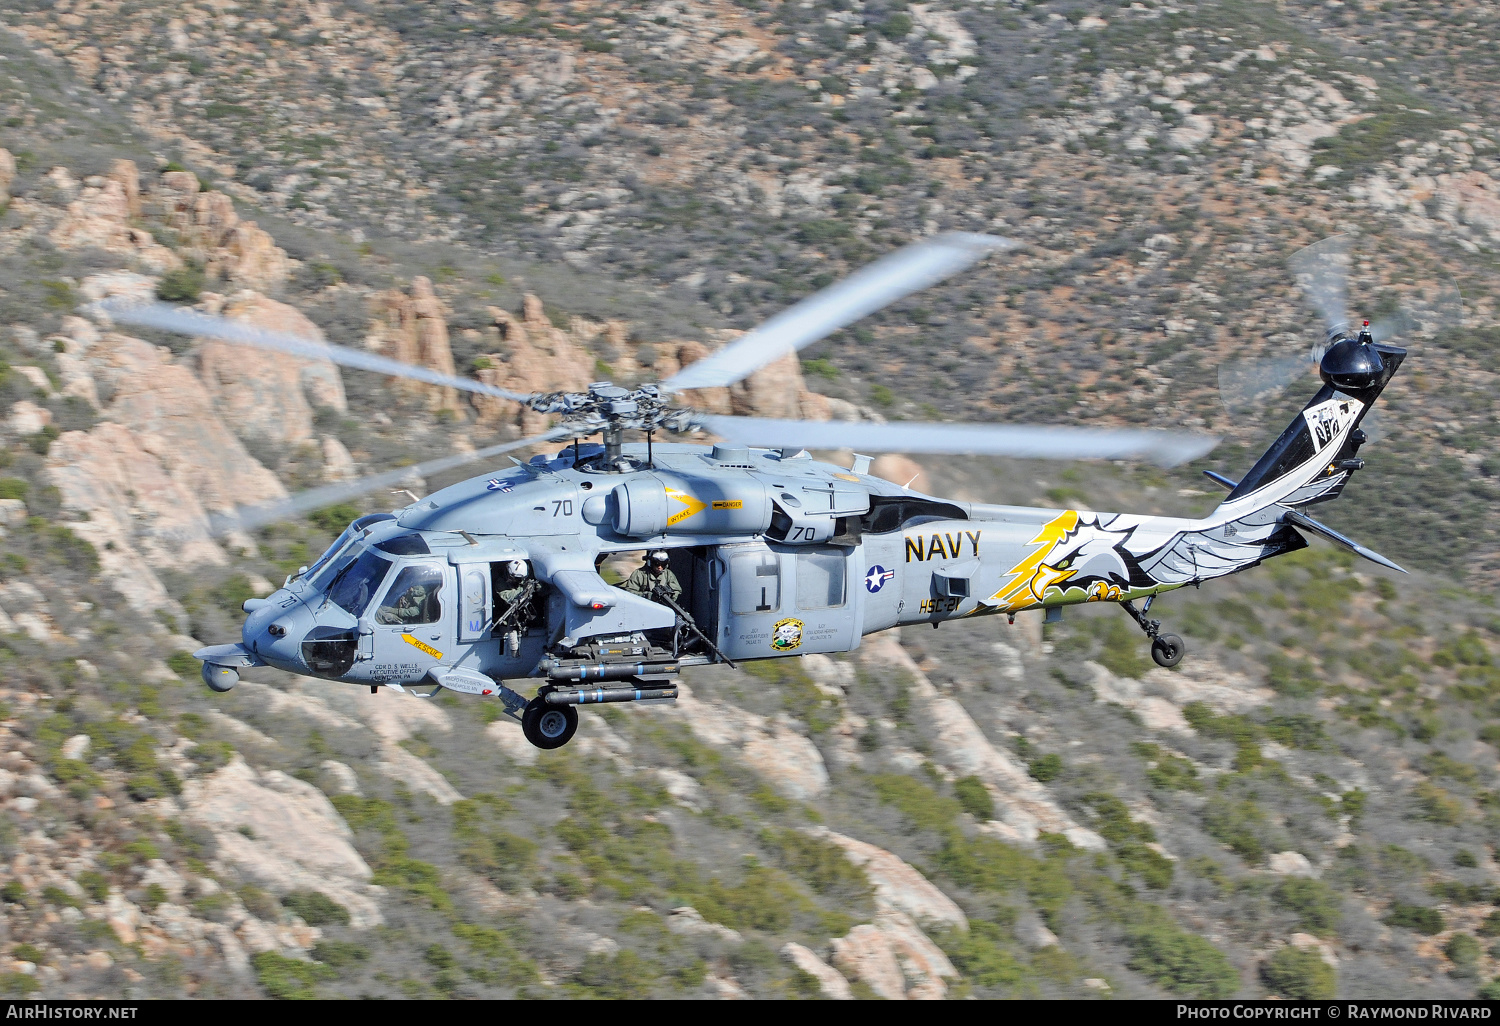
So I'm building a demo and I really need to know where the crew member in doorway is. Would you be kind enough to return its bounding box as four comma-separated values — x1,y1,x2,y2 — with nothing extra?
495,559,537,654
623,550,681,603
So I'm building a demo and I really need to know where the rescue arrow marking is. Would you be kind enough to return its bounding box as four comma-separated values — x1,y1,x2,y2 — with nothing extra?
403,634,443,660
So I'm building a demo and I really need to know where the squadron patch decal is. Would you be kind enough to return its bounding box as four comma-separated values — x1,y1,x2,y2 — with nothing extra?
771,617,804,652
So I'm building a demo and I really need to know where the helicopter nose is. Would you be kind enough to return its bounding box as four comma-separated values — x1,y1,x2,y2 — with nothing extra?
242,594,314,673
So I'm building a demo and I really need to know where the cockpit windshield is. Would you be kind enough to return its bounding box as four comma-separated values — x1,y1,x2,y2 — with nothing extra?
303,514,398,585
324,549,392,616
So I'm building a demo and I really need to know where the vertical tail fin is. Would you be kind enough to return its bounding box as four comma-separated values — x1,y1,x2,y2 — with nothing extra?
1220,339,1405,513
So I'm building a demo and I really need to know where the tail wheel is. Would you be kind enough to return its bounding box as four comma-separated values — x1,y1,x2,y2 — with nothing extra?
1151,634,1185,669
521,697,578,750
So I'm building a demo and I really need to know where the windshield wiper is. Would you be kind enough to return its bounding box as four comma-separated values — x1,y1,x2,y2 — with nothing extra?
320,557,358,612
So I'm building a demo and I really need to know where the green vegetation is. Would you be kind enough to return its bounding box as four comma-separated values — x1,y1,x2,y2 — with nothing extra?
1262,945,1336,1000
1081,792,1173,889
1132,742,1200,792
1202,796,1268,865
1446,933,1481,979
251,950,337,1000
1027,753,1063,783
156,264,205,302
1273,878,1342,937
954,776,995,820
281,890,350,927
1385,902,1445,936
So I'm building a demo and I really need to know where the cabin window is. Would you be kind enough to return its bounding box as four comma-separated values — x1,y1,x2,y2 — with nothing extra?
375,564,445,625
729,551,781,614
797,549,847,609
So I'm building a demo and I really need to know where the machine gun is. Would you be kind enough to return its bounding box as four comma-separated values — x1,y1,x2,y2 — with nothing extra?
490,578,540,642
651,584,736,669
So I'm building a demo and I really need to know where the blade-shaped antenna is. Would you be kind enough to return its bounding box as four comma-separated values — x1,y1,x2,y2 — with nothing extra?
692,415,1216,467
212,428,570,535
662,232,1019,392
98,300,535,402
1288,235,1352,335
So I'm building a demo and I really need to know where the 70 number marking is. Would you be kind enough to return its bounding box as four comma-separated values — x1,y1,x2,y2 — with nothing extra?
552,499,574,517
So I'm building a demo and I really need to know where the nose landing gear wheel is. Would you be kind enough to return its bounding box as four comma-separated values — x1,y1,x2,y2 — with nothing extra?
1151,634,1185,668
522,697,578,750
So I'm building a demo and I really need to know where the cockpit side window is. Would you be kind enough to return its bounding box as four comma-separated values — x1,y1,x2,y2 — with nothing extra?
375,564,446,625
327,550,392,616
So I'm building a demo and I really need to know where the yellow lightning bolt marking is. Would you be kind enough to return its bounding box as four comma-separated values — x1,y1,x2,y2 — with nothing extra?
665,487,707,527
989,509,1079,611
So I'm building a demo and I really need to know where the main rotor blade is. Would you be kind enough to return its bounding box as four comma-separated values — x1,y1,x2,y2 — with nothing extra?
1288,235,1352,335
212,428,570,535
662,232,1019,392
693,415,1217,467
98,300,535,403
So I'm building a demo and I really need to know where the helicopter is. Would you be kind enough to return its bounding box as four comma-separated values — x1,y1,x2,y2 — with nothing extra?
102,231,1408,750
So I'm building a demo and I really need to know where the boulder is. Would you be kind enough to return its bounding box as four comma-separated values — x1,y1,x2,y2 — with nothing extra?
1269,851,1316,877
48,163,181,273
470,296,597,430
47,423,225,613
5,401,50,437
0,148,14,198
858,634,1106,849
196,290,348,446
366,277,462,413
830,924,906,1000
672,681,829,800
76,331,287,515
154,171,290,292
179,755,383,928
804,827,967,929
781,942,853,999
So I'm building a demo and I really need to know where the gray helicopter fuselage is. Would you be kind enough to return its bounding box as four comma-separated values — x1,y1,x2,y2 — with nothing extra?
222,436,1315,693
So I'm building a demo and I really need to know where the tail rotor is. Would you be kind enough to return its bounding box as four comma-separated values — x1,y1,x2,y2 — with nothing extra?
1217,234,1461,416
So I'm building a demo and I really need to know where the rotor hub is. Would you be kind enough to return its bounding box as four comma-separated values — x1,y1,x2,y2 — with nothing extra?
529,381,697,441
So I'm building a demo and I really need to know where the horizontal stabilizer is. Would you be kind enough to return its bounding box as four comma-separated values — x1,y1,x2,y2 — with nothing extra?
1279,507,1406,574
1203,470,1239,491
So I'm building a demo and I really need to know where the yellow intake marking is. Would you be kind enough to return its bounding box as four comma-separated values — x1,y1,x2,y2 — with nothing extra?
665,486,707,526
403,634,443,659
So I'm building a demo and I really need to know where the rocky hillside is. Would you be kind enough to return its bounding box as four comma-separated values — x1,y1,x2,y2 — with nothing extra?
0,0,1498,1002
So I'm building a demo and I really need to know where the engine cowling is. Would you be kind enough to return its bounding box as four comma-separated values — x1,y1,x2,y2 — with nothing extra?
611,474,773,538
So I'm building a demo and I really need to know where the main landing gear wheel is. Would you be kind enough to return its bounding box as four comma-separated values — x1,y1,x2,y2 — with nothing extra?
1151,634,1185,669
1122,596,1186,669
522,697,578,750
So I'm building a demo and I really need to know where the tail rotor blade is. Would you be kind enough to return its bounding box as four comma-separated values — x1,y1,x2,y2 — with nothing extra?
1369,280,1463,343
211,428,570,535
1288,235,1352,336
661,232,1019,392
691,414,1216,467
1218,349,1322,413
98,300,535,403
